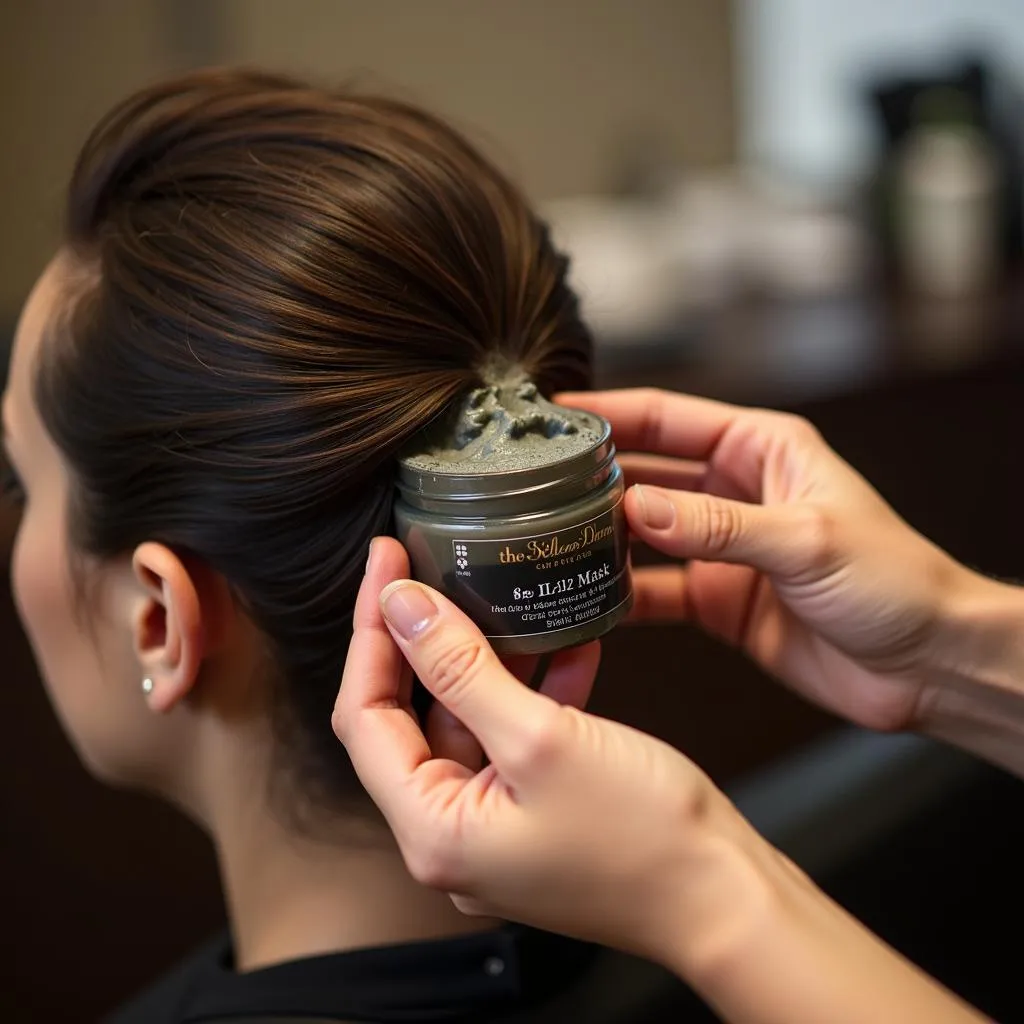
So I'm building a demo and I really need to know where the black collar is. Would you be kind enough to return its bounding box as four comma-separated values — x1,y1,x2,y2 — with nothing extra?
181,925,598,1022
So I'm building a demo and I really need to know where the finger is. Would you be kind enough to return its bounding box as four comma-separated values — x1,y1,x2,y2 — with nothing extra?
537,642,600,709
618,452,755,503
450,892,492,917
332,539,440,811
426,702,484,772
627,562,766,649
502,654,540,685
378,579,552,767
618,452,708,492
336,537,412,719
397,661,415,717
626,484,827,578
626,564,690,622
682,560,764,646
556,388,744,461
626,563,762,638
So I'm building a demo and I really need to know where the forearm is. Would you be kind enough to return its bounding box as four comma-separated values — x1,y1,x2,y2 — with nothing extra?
672,831,989,1024
918,570,1024,777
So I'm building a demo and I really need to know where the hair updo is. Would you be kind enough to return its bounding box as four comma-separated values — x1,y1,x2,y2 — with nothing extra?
34,68,592,817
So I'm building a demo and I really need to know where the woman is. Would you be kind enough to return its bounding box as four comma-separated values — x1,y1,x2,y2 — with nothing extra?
3,69,694,1022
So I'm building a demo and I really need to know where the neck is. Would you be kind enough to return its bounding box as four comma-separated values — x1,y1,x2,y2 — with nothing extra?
214,798,501,971
162,636,502,971
209,787,499,972
170,645,501,972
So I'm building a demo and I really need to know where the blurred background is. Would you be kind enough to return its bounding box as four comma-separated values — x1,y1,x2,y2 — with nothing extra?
3,2,1024,1020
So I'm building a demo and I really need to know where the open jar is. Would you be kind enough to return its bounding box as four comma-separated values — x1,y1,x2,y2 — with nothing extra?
394,410,632,655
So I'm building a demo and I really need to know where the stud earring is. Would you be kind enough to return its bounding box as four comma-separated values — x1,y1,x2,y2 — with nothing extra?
141,677,154,695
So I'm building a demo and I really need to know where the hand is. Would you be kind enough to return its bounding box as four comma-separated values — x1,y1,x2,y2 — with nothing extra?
557,388,979,733
332,536,773,971
333,537,989,1024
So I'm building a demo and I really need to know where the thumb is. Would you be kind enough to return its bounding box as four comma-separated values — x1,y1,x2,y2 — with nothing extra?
628,484,831,579
378,579,554,765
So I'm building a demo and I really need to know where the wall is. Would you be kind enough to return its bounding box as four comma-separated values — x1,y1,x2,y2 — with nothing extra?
737,0,1024,187
0,0,735,318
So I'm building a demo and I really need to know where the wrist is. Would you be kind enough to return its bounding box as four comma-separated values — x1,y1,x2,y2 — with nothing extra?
670,823,988,1024
684,852,986,1024
918,566,1024,769
655,798,794,983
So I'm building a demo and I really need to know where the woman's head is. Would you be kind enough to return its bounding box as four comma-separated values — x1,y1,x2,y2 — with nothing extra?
4,68,591,822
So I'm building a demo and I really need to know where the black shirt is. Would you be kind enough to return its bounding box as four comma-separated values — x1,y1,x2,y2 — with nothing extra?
105,925,718,1023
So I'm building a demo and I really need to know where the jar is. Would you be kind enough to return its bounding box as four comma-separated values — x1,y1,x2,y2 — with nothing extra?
394,413,632,655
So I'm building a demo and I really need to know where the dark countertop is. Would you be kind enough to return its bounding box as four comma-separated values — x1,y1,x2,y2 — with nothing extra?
595,279,1024,405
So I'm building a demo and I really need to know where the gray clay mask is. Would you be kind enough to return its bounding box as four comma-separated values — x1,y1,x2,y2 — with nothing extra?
401,372,603,474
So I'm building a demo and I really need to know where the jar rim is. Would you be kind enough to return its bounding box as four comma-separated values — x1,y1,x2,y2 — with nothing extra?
396,414,615,503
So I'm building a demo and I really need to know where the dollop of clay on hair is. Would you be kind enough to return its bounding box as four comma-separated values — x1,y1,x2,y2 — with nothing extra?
401,368,603,475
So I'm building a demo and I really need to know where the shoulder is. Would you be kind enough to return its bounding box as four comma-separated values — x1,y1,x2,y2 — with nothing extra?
103,932,228,1024
496,945,716,1024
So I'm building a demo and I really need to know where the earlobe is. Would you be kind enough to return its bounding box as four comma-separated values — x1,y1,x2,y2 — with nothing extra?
131,542,205,714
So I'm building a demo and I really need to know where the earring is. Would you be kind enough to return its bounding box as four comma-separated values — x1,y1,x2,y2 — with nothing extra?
141,677,154,695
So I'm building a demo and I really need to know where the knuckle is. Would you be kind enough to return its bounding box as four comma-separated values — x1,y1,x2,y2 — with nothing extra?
450,894,488,917
405,836,459,890
330,705,348,743
778,412,822,445
635,386,669,407
696,497,744,557
792,503,838,571
424,637,490,701
330,700,353,745
637,388,672,450
507,704,567,775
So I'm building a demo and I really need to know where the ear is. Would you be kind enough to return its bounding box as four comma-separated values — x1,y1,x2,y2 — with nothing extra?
130,542,225,714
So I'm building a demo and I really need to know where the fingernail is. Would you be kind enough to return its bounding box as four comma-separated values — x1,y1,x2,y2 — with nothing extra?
381,581,438,641
635,485,675,530
364,537,379,575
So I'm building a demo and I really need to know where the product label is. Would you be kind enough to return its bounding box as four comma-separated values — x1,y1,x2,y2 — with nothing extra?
451,501,631,639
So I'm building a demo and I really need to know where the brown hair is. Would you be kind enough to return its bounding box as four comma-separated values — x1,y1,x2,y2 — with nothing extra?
35,68,591,817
